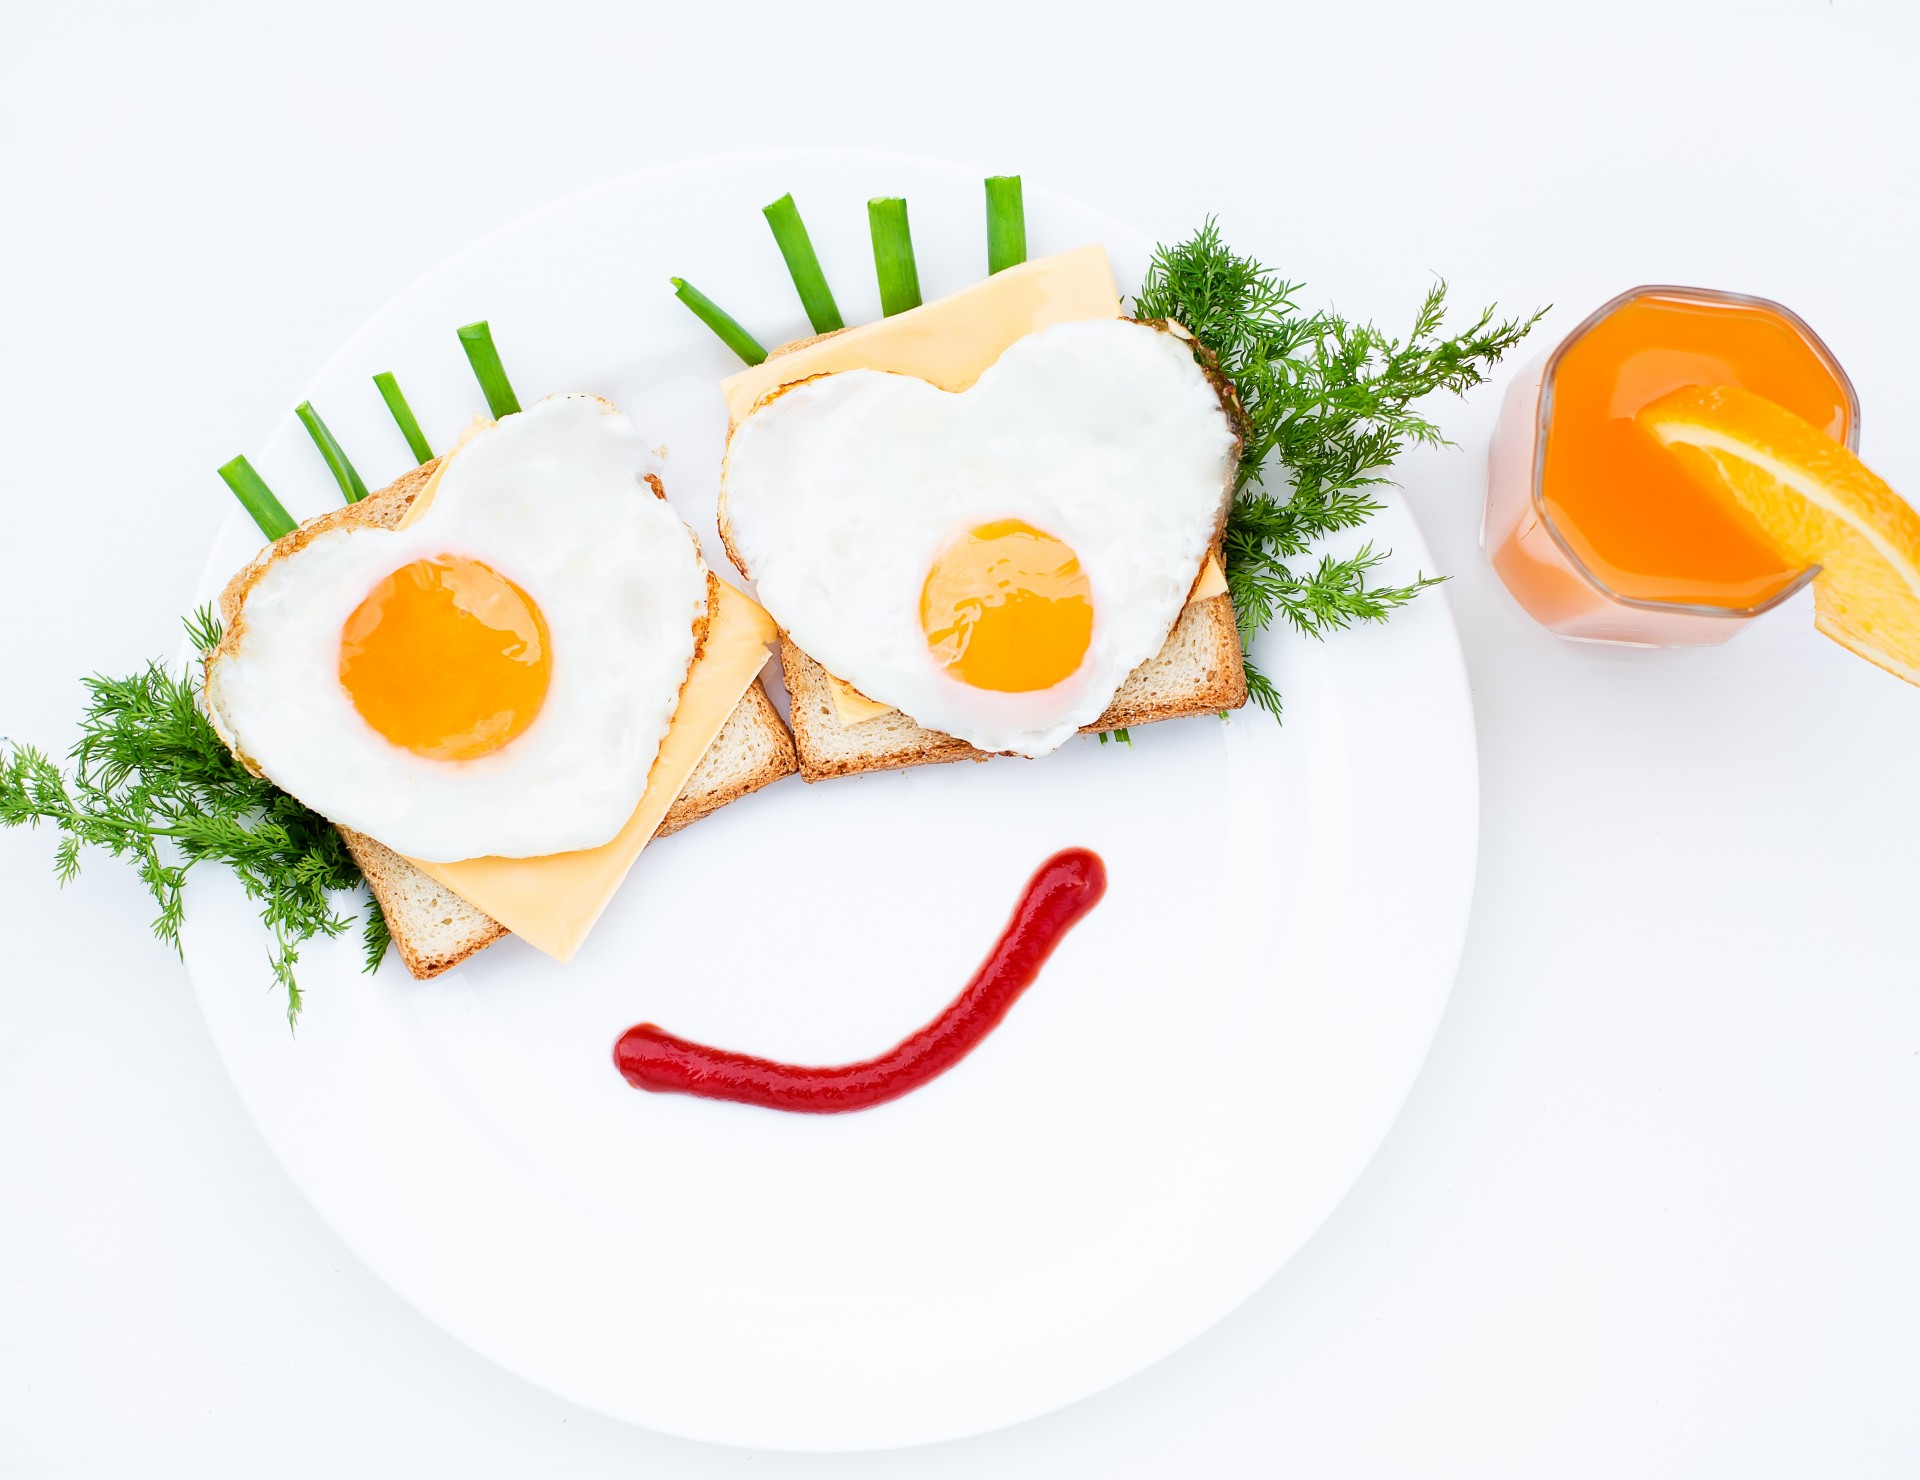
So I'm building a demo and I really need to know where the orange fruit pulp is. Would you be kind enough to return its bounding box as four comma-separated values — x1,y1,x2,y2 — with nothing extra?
1540,292,1853,608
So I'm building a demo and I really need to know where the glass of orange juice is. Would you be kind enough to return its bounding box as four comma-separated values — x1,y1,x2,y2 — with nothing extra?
1484,286,1859,644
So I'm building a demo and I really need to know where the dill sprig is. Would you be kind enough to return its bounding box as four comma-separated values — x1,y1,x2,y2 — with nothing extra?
1133,220,1543,715
0,607,388,1025
361,893,392,977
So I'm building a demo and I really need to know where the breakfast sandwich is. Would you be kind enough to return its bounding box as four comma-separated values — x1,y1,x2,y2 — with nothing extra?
204,394,795,978
715,246,1247,780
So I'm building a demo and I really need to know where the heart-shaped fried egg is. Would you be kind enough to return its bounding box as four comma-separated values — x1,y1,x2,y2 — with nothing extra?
719,319,1238,757
206,395,708,862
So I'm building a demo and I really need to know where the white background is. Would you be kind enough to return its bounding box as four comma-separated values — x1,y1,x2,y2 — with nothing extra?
3,1,1916,1474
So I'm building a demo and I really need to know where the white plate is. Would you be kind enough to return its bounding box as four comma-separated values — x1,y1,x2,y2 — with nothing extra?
181,151,1478,1451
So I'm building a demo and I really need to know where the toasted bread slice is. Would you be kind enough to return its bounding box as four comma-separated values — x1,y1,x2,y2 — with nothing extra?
217,458,797,980
779,591,1247,783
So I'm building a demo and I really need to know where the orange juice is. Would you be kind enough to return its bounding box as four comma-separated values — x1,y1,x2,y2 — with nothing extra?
1484,287,1858,644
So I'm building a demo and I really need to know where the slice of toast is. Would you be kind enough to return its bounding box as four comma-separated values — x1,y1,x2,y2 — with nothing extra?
779,591,1247,783
220,459,797,979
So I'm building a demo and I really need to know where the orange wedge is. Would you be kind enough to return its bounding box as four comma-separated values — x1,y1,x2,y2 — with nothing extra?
1636,385,1920,685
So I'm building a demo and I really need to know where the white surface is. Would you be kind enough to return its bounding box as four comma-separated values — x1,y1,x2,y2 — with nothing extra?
2,0,1916,1472
177,152,1478,1450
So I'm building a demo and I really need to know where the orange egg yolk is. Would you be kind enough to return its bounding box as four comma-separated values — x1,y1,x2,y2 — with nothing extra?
920,520,1093,693
338,556,552,761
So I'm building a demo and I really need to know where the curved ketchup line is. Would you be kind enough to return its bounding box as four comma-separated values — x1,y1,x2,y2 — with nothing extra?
613,847,1108,1113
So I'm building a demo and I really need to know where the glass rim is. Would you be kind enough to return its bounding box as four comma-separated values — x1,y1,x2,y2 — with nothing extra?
1528,283,1862,620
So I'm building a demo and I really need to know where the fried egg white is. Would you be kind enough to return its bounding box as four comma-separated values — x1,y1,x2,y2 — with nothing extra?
719,318,1238,757
206,395,708,862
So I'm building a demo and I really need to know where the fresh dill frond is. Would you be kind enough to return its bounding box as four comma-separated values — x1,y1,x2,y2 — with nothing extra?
0,608,363,1027
1135,220,1543,716
183,602,223,657
361,892,391,976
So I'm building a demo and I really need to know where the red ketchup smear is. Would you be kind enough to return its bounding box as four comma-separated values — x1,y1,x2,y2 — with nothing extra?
613,847,1107,1114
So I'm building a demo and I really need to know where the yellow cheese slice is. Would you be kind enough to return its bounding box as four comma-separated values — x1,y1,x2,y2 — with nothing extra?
402,579,776,962
823,674,897,728
721,245,1122,423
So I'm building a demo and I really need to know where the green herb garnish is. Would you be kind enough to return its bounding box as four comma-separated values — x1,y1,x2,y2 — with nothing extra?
216,455,296,541
985,175,1026,274
373,371,434,464
763,193,843,335
0,609,384,1026
867,197,921,316
294,401,370,503
671,277,768,366
457,320,522,418
360,892,392,976
1133,220,1542,715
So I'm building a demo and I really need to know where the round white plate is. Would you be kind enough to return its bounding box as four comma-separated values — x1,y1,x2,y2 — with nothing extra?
182,151,1478,1451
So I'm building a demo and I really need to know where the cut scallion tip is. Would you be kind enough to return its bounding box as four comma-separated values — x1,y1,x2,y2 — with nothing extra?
867,197,921,317
293,401,369,503
670,277,768,365
218,455,296,541
373,371,434,464
985,175,1027,274
762,192,844,334
456,321,521,418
